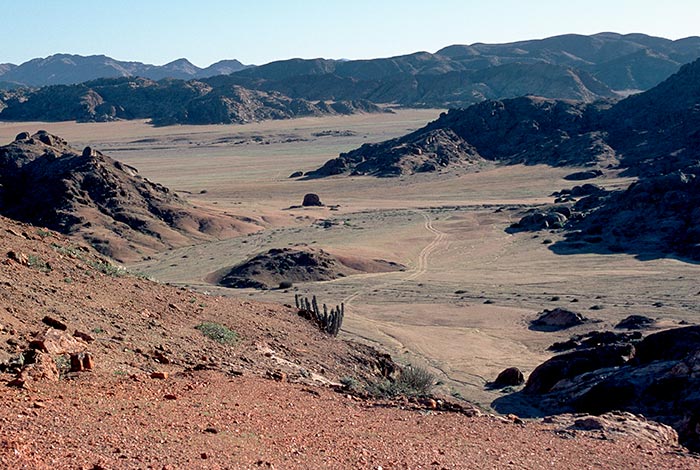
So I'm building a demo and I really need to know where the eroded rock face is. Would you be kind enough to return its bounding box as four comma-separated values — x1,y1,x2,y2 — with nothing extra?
514,325,700,451
524,343,634,394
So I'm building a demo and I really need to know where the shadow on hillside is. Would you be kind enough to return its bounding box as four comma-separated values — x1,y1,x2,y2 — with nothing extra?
548,239,700,265
490,391,555,419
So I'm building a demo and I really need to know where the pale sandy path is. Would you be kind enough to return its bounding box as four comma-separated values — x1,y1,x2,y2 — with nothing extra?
341,210,447,304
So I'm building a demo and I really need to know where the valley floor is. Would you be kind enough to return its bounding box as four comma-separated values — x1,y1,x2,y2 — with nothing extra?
1,111,697,414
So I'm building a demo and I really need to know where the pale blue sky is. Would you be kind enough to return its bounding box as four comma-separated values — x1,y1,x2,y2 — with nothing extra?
2,0,698,66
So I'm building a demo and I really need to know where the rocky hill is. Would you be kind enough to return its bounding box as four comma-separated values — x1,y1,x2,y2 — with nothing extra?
212,247,405,289
312,57,700,177
0,53,249,87
0,77,382,125
0,131,260,261
310,59,700,261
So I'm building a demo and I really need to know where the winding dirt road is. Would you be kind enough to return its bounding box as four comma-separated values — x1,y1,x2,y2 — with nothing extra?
342,210,448,304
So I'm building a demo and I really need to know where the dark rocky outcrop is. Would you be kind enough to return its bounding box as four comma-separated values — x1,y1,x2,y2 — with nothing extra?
564,169,603,181
0,77,383,125
497,326,700,451
302,193,324,207
0,132,256,261
615,315,658,330
212,248,405,290
308,127,483,177
548,330,642,353
524,343,635,394
309,57,700,260
492,367,525,388
530,308,591,331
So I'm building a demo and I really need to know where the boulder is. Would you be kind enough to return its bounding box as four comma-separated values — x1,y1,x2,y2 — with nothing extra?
10,351,60,386
302,193,324,207
530,308,588,331
615,315,657,330
493,367,525,387
29,328,87,355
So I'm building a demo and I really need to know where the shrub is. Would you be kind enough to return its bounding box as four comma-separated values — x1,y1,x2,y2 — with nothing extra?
367,365,436,398
196,322,238,345
339,376,360,392
88,259,126,276
397,366,435,396
279,280,293,289
28,254,51,272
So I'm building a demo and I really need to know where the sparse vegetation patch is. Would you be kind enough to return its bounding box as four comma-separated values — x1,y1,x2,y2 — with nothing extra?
196,322,239,345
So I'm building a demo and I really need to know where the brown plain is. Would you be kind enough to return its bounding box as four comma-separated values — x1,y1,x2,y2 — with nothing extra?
1,109,696,414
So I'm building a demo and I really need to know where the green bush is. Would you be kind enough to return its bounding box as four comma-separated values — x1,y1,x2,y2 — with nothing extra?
28,254,51,272
196,322,238,345
367,365,435,398
398,366,435,395
88,259,126,276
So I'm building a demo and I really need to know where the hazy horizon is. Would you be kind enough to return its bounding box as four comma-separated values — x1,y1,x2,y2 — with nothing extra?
3,0,700,67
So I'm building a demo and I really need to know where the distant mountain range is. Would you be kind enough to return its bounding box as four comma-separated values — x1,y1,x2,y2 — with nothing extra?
0,54,249,88
0,77,382,125
1,32,699,125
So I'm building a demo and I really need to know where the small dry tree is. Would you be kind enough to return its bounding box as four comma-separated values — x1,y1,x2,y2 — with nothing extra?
295,294,344,336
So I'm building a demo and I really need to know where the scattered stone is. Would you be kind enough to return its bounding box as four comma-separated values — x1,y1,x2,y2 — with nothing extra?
270,370,287,382
150,371,168,380
42,315,68,331
153,350,171,364
7,250,29,266
30,328,87,355
73,330,95,342
289,171,303,178
302,193,324,207
70,352,94,372
164,394,177,400
204,427,219,434
493,367,525,387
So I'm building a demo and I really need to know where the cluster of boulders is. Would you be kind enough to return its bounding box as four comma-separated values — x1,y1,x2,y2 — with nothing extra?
5,316,94,388
494,323,700,451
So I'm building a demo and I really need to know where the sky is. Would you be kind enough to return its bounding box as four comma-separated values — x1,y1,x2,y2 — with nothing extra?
2,0,699,67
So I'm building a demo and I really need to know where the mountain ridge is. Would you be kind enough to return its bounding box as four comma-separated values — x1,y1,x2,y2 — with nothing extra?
0,53,250,88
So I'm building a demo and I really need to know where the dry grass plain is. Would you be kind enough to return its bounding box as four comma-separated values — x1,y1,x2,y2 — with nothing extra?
1,110,697,411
